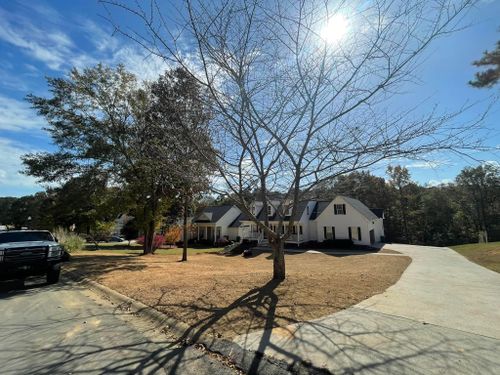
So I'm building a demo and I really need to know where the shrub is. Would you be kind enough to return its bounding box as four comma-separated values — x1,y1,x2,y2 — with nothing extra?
215,238,231,247
136,234,165,250
320,239,354,249
164,226,182,245
121,219,139,245
53,227,85,253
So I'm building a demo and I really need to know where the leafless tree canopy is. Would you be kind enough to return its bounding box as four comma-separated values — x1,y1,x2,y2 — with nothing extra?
104,0,482,278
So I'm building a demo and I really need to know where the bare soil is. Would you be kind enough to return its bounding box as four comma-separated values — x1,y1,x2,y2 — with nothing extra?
67,251,410,338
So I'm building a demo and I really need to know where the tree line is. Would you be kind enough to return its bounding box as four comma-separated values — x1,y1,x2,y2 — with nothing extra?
2,163,498,248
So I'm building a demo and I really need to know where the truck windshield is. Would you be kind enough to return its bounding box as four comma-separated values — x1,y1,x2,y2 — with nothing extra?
0,231,54,244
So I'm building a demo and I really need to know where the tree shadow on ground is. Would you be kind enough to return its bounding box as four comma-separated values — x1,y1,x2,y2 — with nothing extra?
143,277,500,374
0,277,49,300
65,255,148,281
0,298,224,374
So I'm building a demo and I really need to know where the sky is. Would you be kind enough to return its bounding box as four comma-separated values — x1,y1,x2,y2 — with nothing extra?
0,0,499,197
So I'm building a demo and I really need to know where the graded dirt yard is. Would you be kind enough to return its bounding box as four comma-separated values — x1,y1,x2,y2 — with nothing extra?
67,251,410,338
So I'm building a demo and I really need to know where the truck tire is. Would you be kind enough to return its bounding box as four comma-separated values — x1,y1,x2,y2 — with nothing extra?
47,264,61,284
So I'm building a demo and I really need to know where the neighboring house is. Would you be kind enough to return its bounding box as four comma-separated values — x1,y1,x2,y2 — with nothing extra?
113,214,134,236
190,196,384,246
191,205,241,243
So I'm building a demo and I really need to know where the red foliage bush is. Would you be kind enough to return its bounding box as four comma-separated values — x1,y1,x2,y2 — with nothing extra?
136,234,165,250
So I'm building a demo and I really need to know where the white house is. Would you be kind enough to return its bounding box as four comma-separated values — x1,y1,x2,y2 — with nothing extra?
191,196,384,247
191,205,241,243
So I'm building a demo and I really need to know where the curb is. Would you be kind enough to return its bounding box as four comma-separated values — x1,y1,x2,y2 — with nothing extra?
64,270,331,375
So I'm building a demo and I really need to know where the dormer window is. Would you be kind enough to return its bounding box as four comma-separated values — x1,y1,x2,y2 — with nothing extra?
267,205,272,216
334,204,346,215
306,206,310,215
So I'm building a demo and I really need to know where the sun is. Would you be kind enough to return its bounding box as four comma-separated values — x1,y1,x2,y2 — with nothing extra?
320,14,349,44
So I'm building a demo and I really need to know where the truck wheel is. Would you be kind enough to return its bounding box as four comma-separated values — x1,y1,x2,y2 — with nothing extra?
47,265,61,284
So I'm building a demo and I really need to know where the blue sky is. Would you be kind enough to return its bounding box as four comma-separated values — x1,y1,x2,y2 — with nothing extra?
0,0,499,197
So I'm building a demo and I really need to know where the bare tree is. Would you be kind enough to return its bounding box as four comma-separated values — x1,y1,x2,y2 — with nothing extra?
104,0,484,280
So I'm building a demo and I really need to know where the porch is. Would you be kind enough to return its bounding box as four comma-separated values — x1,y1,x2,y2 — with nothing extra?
239,222,307,245
194,224,223,243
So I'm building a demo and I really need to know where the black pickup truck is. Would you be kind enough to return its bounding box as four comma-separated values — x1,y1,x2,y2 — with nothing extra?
0,230,63,284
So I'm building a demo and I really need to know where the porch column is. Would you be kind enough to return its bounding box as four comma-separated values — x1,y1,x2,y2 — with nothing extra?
296,224,299,242
197,226,200,241
205,226,208,240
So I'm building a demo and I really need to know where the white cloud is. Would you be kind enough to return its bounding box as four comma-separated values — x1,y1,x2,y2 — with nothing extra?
0,8,75,70
0,95,44,132
406,160,450,169
0,7,169,80
80,20,169,80
0,137,42,191
426,178,453,187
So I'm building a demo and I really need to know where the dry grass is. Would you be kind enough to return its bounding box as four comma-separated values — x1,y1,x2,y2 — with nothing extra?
67,251,410,338
451,242,500,273
379,248,402,254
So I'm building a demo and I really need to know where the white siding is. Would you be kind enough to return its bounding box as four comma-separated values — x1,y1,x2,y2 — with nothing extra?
313,196,372,246
227,227,239,241
295,201,317,242
215,206,242,239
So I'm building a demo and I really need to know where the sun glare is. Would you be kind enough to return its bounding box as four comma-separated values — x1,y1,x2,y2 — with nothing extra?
321,14,349,44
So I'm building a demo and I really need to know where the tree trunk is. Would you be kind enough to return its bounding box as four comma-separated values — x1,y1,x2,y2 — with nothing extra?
272,239,286,281
143,219,155,255
181,197,189,262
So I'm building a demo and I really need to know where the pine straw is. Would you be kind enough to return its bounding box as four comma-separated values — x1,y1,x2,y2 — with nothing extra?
68,251,410,338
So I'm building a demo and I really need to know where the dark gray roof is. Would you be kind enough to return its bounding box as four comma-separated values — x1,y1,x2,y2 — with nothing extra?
309,201,331,220
228,206,263,227
340,196,379,221
285,200,310,222
230,201,310,225
192,205,234,223
370,208,384,219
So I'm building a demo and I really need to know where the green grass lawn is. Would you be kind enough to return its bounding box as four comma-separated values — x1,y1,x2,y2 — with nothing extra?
450,241,500,273
77,242,223,256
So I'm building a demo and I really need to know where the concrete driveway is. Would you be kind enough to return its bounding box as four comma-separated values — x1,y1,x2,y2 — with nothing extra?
0,278,236,375
233,244,500,374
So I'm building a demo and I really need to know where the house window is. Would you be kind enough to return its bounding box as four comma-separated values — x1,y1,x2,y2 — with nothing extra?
324,226,335,240
292,225,297,235
306,206,310,215
349,226,362,241
267,205,272,216
299,225,303,235
334,204,346,215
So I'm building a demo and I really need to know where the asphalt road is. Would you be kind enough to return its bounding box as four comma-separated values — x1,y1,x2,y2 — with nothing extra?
0,277,237,375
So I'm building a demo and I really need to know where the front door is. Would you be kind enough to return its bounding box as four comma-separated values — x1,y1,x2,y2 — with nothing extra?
369,229,375,245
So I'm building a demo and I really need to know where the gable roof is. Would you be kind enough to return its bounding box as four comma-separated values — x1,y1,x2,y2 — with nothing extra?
192,205,234,223
339,196,379,221
233,201,310,224
310,196,380,221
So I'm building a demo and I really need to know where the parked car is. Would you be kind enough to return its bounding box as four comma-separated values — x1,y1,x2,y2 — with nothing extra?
108,236,125,242
0,230,64,284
